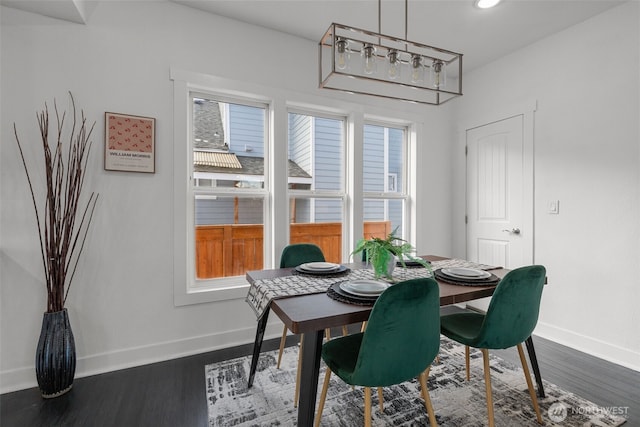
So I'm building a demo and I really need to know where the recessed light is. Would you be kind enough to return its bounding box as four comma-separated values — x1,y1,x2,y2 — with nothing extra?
475,0,502,9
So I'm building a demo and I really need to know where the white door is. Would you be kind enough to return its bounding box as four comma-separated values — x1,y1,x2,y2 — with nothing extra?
466,115,525,270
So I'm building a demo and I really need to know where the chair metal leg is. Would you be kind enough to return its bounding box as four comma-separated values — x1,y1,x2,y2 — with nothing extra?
364,387,372,427
294,334,303,408
314,368,332,427
419,367,438,426
465,345,470,381
517,343,544,424
525,335,546,398
277,325,288,369
248,307,270,388
360,321,367,332
481,349,495,427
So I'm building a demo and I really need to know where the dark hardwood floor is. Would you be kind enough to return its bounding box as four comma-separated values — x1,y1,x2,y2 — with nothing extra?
2,312,638,426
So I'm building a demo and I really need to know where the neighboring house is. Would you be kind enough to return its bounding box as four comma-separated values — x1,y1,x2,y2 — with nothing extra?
363,124,404,233
193,99,403,231
193,99,311,225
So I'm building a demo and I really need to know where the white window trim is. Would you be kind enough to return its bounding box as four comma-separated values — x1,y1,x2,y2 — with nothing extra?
173,74,275,306
171,68,425,306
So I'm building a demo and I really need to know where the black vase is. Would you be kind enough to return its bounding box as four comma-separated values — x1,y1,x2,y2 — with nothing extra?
35,308,76,398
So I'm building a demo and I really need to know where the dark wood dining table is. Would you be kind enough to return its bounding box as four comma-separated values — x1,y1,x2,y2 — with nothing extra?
245,255,545,427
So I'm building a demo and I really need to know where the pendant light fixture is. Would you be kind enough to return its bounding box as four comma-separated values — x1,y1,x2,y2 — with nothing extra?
319,0,463,105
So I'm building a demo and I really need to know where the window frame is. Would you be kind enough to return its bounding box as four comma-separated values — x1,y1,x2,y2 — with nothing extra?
362,120,411,239
287,106,348,221
171,69,423,306
190,94,269,289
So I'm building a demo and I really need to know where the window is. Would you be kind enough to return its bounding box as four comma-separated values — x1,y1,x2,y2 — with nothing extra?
387,173,398,192
191,94,268,282
363,123,408,239
287,111,346,263
172,70,419,305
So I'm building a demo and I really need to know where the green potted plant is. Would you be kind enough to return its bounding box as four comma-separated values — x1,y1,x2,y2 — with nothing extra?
351,227,431,280
13,93,98,398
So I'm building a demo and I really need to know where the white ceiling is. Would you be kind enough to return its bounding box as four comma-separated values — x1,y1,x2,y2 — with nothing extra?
1,0,625,72
171,0,625,72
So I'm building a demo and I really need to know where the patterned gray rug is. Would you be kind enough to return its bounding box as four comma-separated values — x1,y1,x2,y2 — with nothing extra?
206,338,627,426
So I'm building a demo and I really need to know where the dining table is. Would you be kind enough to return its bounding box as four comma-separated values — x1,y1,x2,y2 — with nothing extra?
245,255,545,427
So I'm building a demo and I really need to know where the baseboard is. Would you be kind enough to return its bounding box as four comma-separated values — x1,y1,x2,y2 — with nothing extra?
534,321,640,372
459,304,640,373
5,319,637,394
0,323,283,395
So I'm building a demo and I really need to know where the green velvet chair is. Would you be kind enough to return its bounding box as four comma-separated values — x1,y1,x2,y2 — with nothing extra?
315,278,440,427
440,265,546,427
279,243,326,269
277,243,326,407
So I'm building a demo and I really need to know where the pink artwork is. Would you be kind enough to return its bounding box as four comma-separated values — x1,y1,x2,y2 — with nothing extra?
105,112,155,173
107,114,153,152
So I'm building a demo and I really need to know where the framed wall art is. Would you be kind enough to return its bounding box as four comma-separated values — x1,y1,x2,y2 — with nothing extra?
105,112,156,173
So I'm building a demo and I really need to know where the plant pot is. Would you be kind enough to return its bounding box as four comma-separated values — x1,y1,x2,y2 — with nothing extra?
368,252,396,279
35,308,76,398
386,256,396,277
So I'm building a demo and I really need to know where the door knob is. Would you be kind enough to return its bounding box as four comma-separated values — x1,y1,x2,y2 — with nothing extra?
502,228,521,235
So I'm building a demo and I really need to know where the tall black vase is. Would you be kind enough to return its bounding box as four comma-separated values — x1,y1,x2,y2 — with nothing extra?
35,308,76,398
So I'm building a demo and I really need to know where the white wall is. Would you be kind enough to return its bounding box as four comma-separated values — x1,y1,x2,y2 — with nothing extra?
0,2,454,392
453,2,640,370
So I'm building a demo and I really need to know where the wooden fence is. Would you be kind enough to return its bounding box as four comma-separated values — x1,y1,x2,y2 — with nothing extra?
195,221,391,279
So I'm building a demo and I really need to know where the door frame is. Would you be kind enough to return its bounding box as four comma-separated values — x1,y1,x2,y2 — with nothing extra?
457,99,537,266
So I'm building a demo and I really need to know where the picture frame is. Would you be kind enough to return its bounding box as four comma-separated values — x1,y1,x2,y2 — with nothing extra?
104,112,156,173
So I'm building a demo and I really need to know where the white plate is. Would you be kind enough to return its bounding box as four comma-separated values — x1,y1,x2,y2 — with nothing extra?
442,267,491,279
340,279,390,296
299,262,340,271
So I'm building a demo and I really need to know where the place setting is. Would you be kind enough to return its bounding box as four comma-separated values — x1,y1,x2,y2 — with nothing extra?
434,266,501,286
327,279,390,306
293,261,350,276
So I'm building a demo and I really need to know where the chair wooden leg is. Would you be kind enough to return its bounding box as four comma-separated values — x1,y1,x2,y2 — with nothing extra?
517,343,544,425
465,345,470,381
481,349,495,427
314,368,332,427
342,325,349,336
364,387,372,427
277,325,288,369
294,334,303,408
360,321,367,332
325,328,331,340
377,387,384,412
419,367,438,426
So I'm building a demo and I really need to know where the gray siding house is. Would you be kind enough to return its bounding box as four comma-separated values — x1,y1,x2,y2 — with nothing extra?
194,100,402,230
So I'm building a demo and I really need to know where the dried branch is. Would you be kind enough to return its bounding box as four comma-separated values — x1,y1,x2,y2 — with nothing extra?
14,93,98,313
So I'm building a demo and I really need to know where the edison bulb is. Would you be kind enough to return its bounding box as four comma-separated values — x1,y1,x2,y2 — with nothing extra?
335,38,350,70
410,54,424,83
430,59,446,88
362,44,377,75
387,49,401,80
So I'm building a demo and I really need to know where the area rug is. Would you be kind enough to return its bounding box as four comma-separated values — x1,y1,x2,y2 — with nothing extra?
205,337,627,426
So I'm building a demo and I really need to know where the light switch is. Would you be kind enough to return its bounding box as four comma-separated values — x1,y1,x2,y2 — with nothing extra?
548,200,559,214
